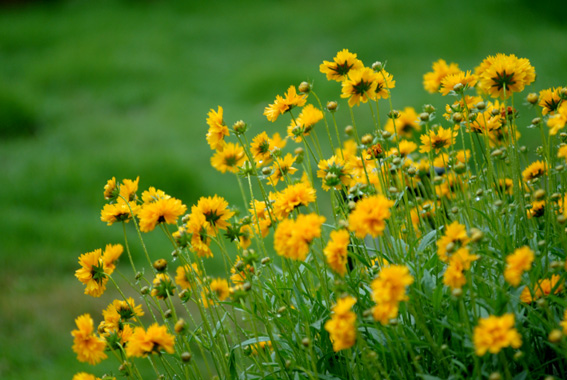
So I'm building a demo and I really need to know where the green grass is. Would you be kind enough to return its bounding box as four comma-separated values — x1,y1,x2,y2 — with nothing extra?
1,0,567,378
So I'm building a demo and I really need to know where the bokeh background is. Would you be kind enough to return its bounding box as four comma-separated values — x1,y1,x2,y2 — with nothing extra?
1,0,566,378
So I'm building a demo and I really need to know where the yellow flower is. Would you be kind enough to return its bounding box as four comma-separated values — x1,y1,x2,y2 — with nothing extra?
423,59,461,93
141,186,169,203
185,211,213,258
527,200,545,218
269,153,297,185
151,273,175,299
497,178,514,196
206,106,229,151
397,140,418,157
103,177,118,200
210,142,247,173
73,373,99,380
547,101,567,135
230,255,254,284
100,200,139,226
250,131,274,166
439,70,477,96
249,341,273,356
287,104,324,142
263,86,307,122
126,323,175,357
175,263,201,290
558,144,567,164
75,248,112,297
118,177,140,203
476,53,536,99
504,246,534,287
320,49,364,82
249,199,272,238
274,213,325,261
324,296,357,351
436,221,469,262
71,314,108,365
348,194,395,238
341,67,378,107
443,247,478,290
539,87,563,115
374,69,395,99
138,196,187,233
317,155,352,191
324,229,351,276
419,126,457,153
193,195,235,235
371,265,413,325
522,160,546,182
473,314,522,356
520,275,563,304
560,310,567,335
272,182,316,219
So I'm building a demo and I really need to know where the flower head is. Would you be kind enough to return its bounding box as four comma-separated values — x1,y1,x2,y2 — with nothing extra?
476,53,536,99
211,142,247,173
126,323,175,357
264,86,307,122
274,213,325,261
348,194,395,238
504,246,534,286
423,59,461,93
138,196,187,233
324,229,351,276
522,160,546,182
341,67,379,107
439,70,477,96
272,182,316,219
419,126,457,153
320,49,364,82
324,296,357,351
384,107,420,139
473,314,522,356
71,314,108,365
436,221,469,262
206,106,229,151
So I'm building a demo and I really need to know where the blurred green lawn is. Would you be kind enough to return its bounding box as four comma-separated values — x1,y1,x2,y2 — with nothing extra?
1,0,566,378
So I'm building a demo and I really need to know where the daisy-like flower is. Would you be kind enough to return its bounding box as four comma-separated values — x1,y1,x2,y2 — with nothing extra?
527,200,545,218
436,221,469,262
72,373,100,380
324,229,351,276
126,323,175,357
268,153,297,185
341,67,379,107
141,186,170,203
504,246,534,287
138,196,187,233
423,59,461,93
348,194,395,239
193,195,235,235
249,199,272,238
71,314,108,365
522,160,546,182
103,177,119,200
520,274,563,303
250,131,274,166
273,213,325,261
185,211,214,258
175,263,201,290
476,53,536,99
210,142,247,174
324,296,357,352
419,126,457,153
439,70,477,96
371,265,414,325
317,155,352,191
384,107,420,139
210,278,230,301
473,314,522,356
75,246,121,298
547,101,567,135
206,106,229,151
468,107,502,134
539,87,563,115
397,140,418,157
100,201,139,226
119,177,140,203
374,69,395,99
272,181,317,219
263,86,307,122
320,49,364,82
558,144,567,164
100,297,144,335
443,247,479,290
287,104,324,142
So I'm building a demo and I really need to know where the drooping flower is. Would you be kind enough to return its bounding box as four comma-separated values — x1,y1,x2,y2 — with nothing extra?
71,314,108,365
210,142,247,173
206,106,229,151
75,248,114,297
100,201,139,226
324,229,351,276
320,49,364,82
473,314,522,356
324,296,357,351
348,194,395,238
423,59,461,93
341,67,379,107
274,213,325,261
504,246,534,287
476,53,536,99
249,199,272,238
126,323,175,357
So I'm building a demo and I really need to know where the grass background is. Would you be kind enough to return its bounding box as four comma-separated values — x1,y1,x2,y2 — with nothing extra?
1,0,566,378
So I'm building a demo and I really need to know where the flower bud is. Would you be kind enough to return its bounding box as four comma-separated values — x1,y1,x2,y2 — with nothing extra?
419,112,430,122
424,104,436,113
181,352,192,363
451,288,463,298
407,166,417,177
301,338,311,347
489,373,502,380
277,306,287,314
153,259,168,272
534,189,546,200
451,207,459,214
326,101,338,112
470,228,484,243
381,130,392,139
261,166,272,176
261,257,271,265
372,61,383,71
476,101,486,110
549,329,562,343
526,93,539,104
141,286,150,295
531,117,541,126
164,309,173,319
298,81,311,94
361,134,374,145
233,120,247,134
388,110,400,119
452,83,464,92
452,112,463,123
175,318,187,333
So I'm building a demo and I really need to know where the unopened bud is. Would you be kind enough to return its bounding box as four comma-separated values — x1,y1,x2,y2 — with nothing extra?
327,101,338,112
233,120,247,134
361,134,374,145
424,104,436,113
452,112,463,123
558,215,567,224
470,228,484,243
153,259,167,272
298,81,311,94
381,130,392,139
389,186,399,194
372,61,383,71
277,306,287,314
345,125,354,135
527,93,539,104
181,352,192,363
294,147,304,156
388,110,400,119
141,286,150,295
532,117,542,125
549,329,562,343
261,257,271,265
407,167,417,176
419,112,430,122
451,207,459,214
489,373,502,380
451,288,463,298
476,101,486,110
301,338,311,347
534,189,546,200
261,166,272,176
175,319,187,333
